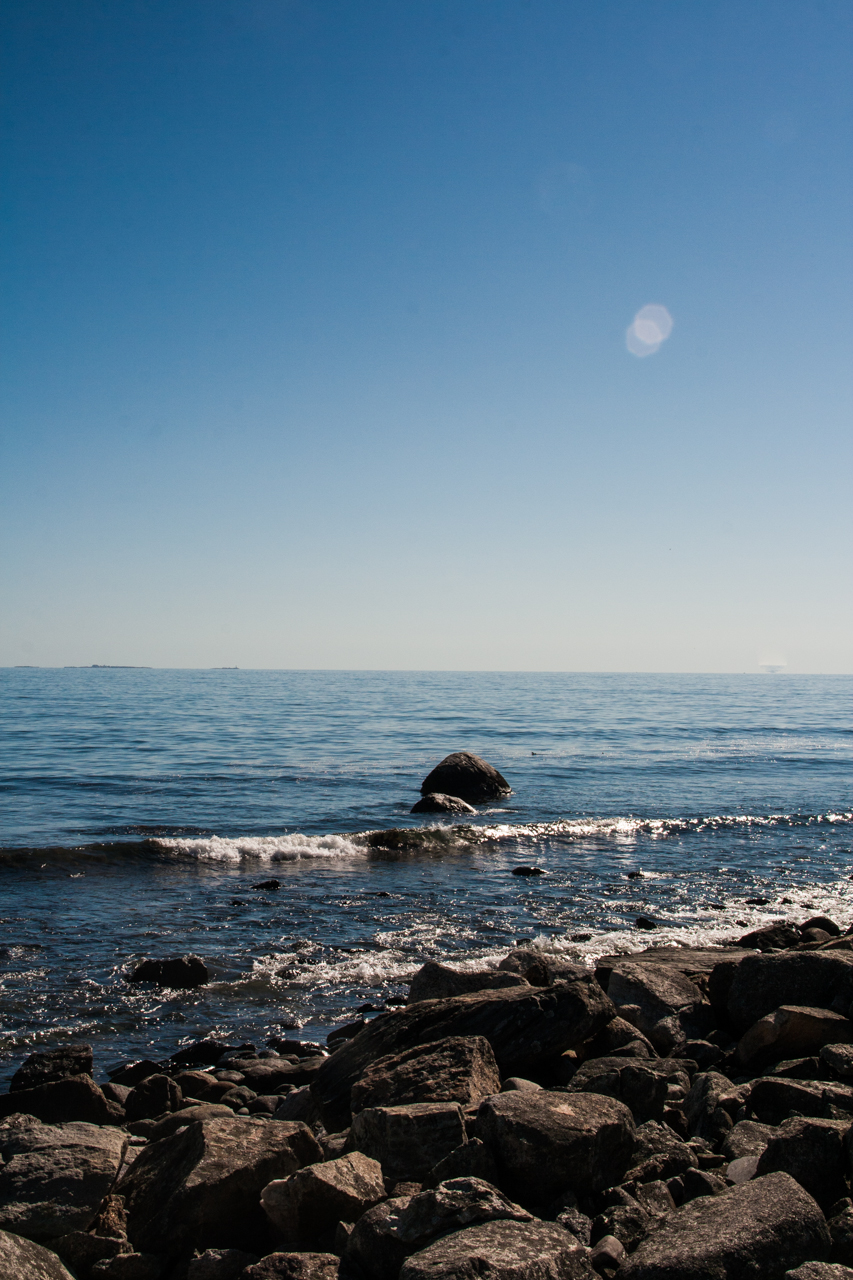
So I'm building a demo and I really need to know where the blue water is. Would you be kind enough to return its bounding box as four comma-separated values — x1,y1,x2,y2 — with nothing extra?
0,668,851,1084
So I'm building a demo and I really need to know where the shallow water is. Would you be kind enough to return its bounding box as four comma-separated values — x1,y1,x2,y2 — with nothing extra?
1,669,850,1083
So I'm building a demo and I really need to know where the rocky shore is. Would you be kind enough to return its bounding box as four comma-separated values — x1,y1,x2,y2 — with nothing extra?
4,914,853,1279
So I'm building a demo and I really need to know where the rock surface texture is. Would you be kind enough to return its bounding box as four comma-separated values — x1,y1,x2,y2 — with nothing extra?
0,1229,76,1280
350,1036,502,1112
398,1219,595,1280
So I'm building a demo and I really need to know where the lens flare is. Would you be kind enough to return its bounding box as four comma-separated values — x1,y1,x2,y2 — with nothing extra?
626,304,673,357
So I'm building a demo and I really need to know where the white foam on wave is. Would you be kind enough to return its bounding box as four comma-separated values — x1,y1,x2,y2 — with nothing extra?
148,832,367,862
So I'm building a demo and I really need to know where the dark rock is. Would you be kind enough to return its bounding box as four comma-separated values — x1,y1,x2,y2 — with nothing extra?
51,1230,130,1274
823,1046,853,1081
684,1071,741,1143
107,1061,165,1088
411,794,477,815
0,1114,127,1241
618,1172,830,1279
802,918,842,938
682,1039,723,1071
728,1155,761,1184
680,1167,727,1201
739,925,802,951
757,1117,850,1206
103,1082,131,1107
499,950,590,988
346,1103,466,1183
118,1116,322,1257
90,1255,163,1279
407,964,528,1005
581,1017,657,1061
633,1179,677,1224
737,1007,853,1067
722,1120,776,1160
398,1219,593,1280
0,1229,76,1279
635,916,658,931
511,867,545,877
425,1138,500,1188
311,977,615,1131
143,1104,236,1141
591,1199,651,1251
260,1152,385,1247
238,1057,327,1092
570,1057,690,1124
327,1022,365,1049
0,1075,113,1125
10,1045,94,1092
351,1037,501,1114
253,880,282,891
274,1088,321,1126
605,963,712,1055
589,1234,624,1274
828,1203,853,1265
238,1254,339,1279
726,953,853,1033
786,1264,853,1279
171,1040,233,1068
124,1074,182,1122
623,1120,699,1185
174,1072,236,1103
746,1078,836,1125
419,753,511,804
126,956,209,988
556,1206,592,1246
186,1250,261,1280
475,1090,635,1203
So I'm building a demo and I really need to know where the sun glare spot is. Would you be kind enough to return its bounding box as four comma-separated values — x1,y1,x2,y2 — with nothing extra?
626,304,674,358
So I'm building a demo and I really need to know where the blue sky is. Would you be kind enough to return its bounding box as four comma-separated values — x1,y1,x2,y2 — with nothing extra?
1,0,851,671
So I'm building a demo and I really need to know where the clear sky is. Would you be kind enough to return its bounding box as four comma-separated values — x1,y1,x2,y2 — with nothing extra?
1,0,851,672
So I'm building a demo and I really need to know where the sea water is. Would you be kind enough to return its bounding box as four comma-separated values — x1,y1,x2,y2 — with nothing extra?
0,668,850,1083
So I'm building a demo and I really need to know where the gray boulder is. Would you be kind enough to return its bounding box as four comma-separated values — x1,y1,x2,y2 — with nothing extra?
722,1120,776,1160
426,1138,500,1188
347,1103,466,1183
118,1116,321,1256
407,964,528,1005
90,1255,163,1278
351,1037,501,1113
0,1115,127,1241
475,1090,635,1202
785,1266,853,1280
0,1230,75,1279
186,1250,260,1280
411,794,477,815
127,955,209,987
124,1074,182,1122
238,1255,339,1279
756,1117,850,1206
725,953,853,1033
737,1007,853,1067
822,1045,853,1081
617,1172,831,1280
569,1056,689,1123
260,1152,385,1247
399,1219,594,1280
10,1046,93,1092
420,753,511,804
0,1074,114,1125
311,979,615,1131
605,962,712,1054
579,1016,657,1060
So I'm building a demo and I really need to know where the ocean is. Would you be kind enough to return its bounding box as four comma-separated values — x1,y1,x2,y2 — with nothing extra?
0,668,850,1085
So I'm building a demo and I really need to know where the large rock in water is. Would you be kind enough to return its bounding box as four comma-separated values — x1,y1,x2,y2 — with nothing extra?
408,964,528,1005
399,1219,595,1280
419,753,511,804
411,794,477,815
725,952,853,1033
117,1116,322,1257
312,978,614,1130
618,1172,831,1280
127,955,209,988
0,1115,127,1242
475,1090,635,1202
350,1037,501,1113
0,1230,76,1280
10,1045,94,1092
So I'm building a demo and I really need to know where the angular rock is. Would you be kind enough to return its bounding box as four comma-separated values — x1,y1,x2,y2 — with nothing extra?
828,1203,853,1266
618,1172,831,1280
0,1075,113,1125
312,979,615,1130
411,794,477,815
10,1046,94,1092
823,1045,853,1081
90,1254,163,1279
786,1265,853,1280
350,1037,501,1114
145,1104,236,1140
174,1072,236,1104
726,953,853,1033
127,955,209,987
682,1071,739,1142
118,1115,322,1256
0,1115,127,1241
0,1229,75,1279
605,963,712,1054
345,1179,534,1280
570,1056,690,1124
274,1088,321,1126
592,1200,651,1251
51,1230,130,1274
239,1255,339,1279
407,964,528,1005
739,925,802,951
499,950,590,988
260,1152,385,1247
722,1120,776,1161
580,1017,657,1061
475,1090,635,1203
738,1007,853,1066
420,753,511,803
347,1103,466,1183
745,1078,836,1125
426,1138,499,1188
124,1074,182,1122
186,1250,260,1280
756,1117,850,1206
624,1120,699,1184
227,1057,327,1093
398,1219,594,1280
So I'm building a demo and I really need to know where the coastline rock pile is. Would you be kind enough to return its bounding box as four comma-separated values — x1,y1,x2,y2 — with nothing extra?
5,920,853,1278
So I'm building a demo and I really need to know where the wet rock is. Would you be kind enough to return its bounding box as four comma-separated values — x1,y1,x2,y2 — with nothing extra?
260,1152,385,1247
802,917,842,938
118,1116,322,1257
635,916,658,931
90,1254,163,1279
411,794,477,815
351,1037,501,1114
420,753,511,804
0,1115,127,1241
126,956,209,988
171,1040,234,1068
605,963,712,1055
223,1057,327,1092
399,1219,593,1280
757,1117,850,1206
570,1056,690,1124
238,1254,339,1279
475,1090,635,1203
425,1138,499,1188
124,1075,182,1122
346,1102,466,1183
738,925,802,951
511,866,545,877
726,952,853,1033
107,1061,165,1088
186,1250,261,1280
738,1007,853,1066
0,1229,75,1279
311,977,615,1131
617,1172,831,1280
498,950,589,988
10,1045,94,1092
408,964,529,1005
175,1072,236,1103
0,1075,113,1125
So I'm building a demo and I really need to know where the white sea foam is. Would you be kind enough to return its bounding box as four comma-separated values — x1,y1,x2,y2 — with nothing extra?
147,832,367,862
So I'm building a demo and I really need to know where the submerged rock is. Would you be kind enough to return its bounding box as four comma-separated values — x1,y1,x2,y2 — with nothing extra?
419,753,511,804
410,794,476,815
